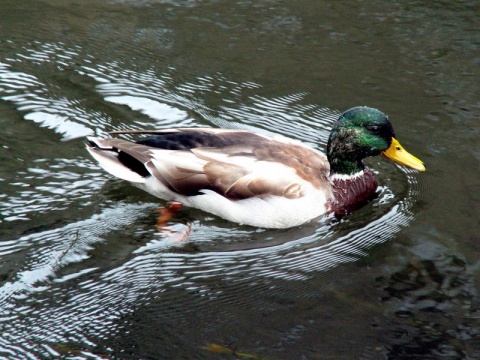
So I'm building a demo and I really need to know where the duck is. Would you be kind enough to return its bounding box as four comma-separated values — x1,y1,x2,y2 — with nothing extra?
86,106,425,229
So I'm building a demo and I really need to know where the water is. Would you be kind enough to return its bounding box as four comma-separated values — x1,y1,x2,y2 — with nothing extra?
0,1,479,359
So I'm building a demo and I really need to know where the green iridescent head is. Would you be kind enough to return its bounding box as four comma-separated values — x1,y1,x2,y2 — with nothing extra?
327,106,425,175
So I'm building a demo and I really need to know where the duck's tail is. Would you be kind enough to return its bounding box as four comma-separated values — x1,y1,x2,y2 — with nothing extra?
86,137,146,183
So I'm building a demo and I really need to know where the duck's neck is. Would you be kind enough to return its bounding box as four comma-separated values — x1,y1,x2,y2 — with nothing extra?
327,134,365,176
328,158,364,176
329,168,378,214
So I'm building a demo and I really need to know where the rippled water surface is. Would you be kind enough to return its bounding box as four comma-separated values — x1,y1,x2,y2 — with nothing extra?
1,1,479,359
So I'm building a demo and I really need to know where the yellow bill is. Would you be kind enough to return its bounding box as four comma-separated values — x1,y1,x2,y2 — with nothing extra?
382,137,426,171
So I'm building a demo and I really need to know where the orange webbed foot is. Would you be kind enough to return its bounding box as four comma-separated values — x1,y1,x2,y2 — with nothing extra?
156,202,184,228
155,203,191,246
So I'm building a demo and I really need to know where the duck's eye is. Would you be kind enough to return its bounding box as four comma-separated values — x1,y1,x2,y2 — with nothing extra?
369,125,380,132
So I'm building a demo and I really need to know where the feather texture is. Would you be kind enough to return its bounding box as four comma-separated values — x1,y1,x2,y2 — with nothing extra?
86,128,334,228
86,105,425,228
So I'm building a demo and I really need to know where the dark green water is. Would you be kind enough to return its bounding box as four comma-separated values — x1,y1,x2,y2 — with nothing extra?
0,1,478,359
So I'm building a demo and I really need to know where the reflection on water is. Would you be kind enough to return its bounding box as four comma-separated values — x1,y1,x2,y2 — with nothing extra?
0,0,478,359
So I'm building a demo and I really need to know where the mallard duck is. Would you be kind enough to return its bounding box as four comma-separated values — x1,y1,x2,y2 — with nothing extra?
86,106,425,228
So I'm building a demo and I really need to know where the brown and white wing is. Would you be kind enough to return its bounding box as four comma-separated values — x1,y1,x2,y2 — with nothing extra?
87,137,211,194
87,129,331,201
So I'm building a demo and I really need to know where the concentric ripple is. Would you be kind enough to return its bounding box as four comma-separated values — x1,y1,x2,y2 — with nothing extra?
0,39,423,358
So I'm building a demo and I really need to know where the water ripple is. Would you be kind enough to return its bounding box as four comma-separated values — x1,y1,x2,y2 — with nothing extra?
0,48,94,140
0,164,419,356
0,157,102,225
0,38,425,359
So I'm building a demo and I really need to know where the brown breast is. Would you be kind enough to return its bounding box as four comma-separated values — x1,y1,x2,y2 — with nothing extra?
330,168,378,215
